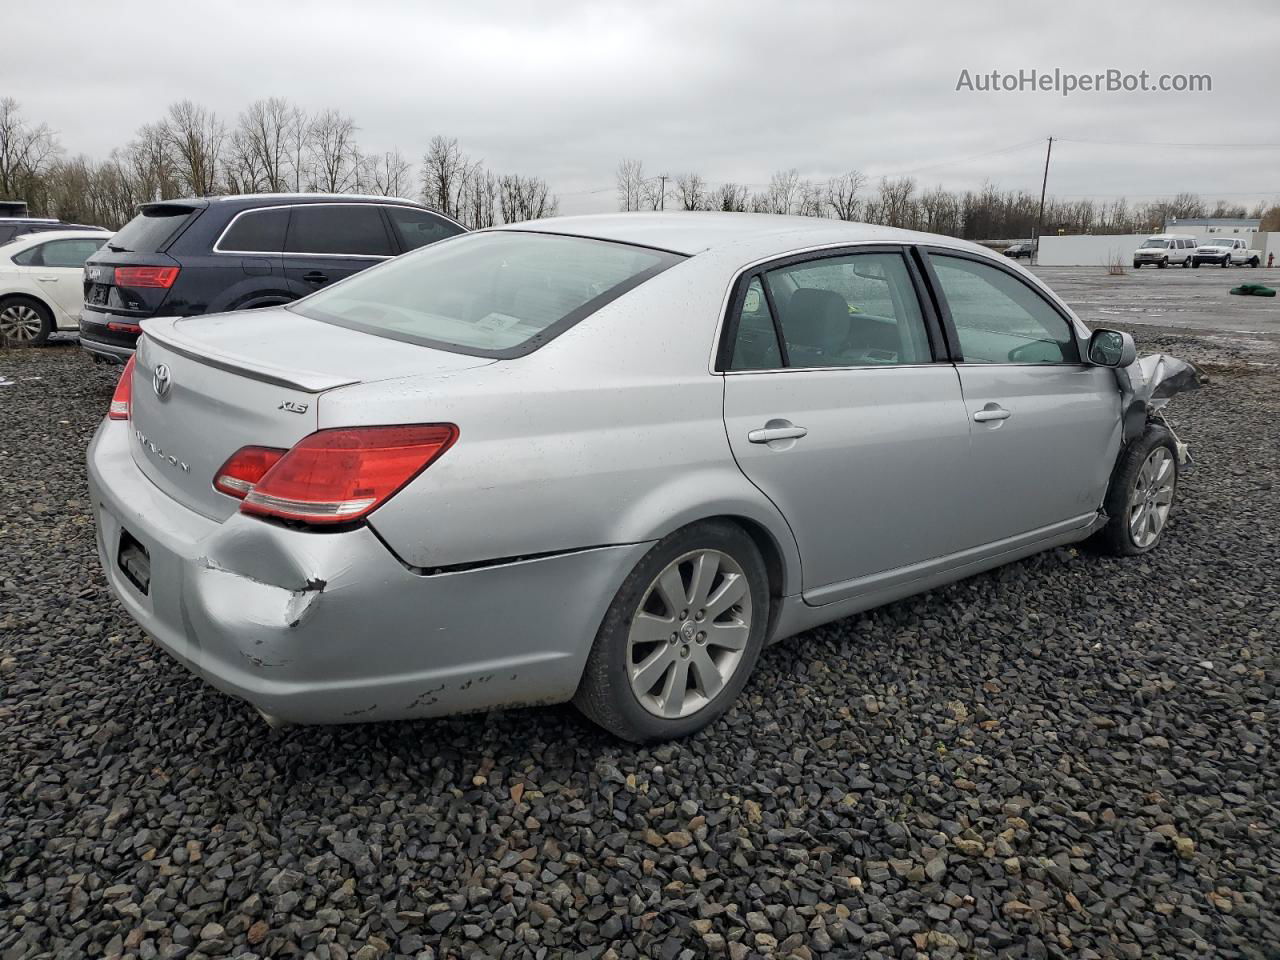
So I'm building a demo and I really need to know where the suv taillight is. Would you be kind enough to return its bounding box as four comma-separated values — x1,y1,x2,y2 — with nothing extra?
227,424,458,525
115,266,180,288
108,355,136,420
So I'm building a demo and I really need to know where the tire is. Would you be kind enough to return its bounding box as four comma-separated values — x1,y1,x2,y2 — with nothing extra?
1134,262,1142,269
1221,256,1230,268
1098,424,1178,557
1249,257,1259,268
1158,258,1168,269
1192,260,1200,268
574,521,769,741
0,296,54,346
1181,258,1190,268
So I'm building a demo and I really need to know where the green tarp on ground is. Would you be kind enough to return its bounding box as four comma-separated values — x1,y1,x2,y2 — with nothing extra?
1229,283,1277,297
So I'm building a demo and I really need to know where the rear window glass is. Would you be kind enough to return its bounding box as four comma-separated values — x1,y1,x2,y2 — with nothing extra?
291,231,683,357
386,206,464,251
111,207,198,253
218,207,289,253
284,205,393,257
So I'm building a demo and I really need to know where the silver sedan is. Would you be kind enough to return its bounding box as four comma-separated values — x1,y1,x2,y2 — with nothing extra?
87,214,1196,740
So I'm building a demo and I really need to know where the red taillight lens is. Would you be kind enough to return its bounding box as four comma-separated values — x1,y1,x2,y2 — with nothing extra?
114,266,180,289
108,355,136,420
239,424,458,525
107,321,143,334
213,446,287,499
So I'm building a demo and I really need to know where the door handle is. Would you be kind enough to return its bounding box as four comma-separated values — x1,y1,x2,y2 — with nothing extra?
37,276,58,282
973,404,1011,423
302,271,329,285
748,424,808,443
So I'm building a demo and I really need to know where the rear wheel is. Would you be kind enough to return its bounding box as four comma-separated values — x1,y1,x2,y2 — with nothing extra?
1134,262,1143,269
1181,258,1190,268
574,521,768,741
1099,424,1178,556
1249,257,1259,268
0,297,53,345
1192,260,1200,268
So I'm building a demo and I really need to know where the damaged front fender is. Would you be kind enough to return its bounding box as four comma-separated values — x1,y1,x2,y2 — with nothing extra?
1116,353,1206,444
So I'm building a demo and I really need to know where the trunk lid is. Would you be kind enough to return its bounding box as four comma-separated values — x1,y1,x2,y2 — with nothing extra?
129,308,494,520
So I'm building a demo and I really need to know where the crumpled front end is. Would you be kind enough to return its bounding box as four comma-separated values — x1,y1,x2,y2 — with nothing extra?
1116,353,1206,445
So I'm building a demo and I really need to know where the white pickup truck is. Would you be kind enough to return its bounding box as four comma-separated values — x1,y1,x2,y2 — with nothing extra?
1191,237,1262,268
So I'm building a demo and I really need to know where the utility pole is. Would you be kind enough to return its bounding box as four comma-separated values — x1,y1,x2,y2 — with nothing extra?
658,173,667,211
1034,136,1053,263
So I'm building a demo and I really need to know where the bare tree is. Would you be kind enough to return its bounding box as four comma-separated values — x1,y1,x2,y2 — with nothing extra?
464,167,498,228
230,98,298,192
877,177,918,228
674,172,706,211
163,100,225,195
420,136,476,221
762,169,801,215
795,179,825,217
712,182,749,212
826,170,865,221
499,174,558,223
0,98,61,199
616,158,646,212
363,148,413,198
308,109,360,193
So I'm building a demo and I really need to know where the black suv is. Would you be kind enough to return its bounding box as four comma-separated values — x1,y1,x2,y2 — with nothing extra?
0,218,107,245
79,194,465,361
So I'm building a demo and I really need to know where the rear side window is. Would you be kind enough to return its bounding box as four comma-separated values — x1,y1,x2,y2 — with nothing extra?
111,206,198,253
218,208,289,253
931,255,1078,364
34,237,107,267
0,227,17,244
292,231,682,357
284,205,392,257
386,206,464,251
728,251,932,370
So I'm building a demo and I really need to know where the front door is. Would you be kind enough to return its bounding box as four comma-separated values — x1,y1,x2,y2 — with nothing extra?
924,251,1122,548
721,247,973,595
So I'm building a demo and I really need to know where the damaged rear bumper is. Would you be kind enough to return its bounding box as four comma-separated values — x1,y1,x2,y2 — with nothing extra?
87,419,650,724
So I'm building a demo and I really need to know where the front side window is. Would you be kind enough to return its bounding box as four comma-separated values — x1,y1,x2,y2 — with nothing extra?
931,254,1078,364
284,205,393,257
386,206,464,251
219,208,289,253
291,231,682,357
728,251,932,370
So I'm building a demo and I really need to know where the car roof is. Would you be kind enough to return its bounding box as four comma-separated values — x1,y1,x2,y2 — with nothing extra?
494,211,993,258
2,229,113,247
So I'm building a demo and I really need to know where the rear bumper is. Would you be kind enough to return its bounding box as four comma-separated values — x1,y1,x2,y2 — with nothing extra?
80,306,142,362
87,418,650,724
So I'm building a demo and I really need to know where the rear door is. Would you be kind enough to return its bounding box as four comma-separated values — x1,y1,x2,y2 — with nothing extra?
721,246,973,598
922,249,1121,547
281,203,394,295
25,236,108,323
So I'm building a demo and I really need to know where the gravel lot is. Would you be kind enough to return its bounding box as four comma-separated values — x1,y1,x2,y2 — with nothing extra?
1,325,1277,960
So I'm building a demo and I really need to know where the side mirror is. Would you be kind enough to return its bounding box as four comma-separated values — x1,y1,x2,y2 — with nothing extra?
1088,328,1136,367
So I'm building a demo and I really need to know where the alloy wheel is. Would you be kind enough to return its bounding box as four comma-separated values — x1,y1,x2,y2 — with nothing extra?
1129,446,1175,548
0,304,43,341
626,549,752,719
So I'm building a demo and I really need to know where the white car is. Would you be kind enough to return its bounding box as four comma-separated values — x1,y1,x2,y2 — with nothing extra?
1191,237,1261,268
1132,233,1197,269
0,229,111,344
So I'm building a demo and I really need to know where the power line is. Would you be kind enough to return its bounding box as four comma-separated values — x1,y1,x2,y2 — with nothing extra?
867,137,1046,180
1056,137,1280,149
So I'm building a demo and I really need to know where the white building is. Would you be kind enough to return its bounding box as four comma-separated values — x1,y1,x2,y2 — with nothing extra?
1164,216,1260,236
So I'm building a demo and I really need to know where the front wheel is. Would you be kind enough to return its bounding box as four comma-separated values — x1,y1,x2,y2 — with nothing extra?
1221,256,1230,268
1181,258,1190,268
1158,258,1168,269
1134,262,1143,269
1099,424,1178,556
574,521,769,741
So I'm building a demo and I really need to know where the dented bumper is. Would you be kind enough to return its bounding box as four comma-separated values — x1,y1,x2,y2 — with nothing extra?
87,419,649,724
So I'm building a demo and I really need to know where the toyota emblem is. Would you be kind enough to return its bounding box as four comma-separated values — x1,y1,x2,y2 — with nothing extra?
153,363,172,399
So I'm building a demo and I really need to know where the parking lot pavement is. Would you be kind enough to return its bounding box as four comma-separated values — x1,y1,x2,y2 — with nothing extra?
1032,265,1280,338
1,333,1277,960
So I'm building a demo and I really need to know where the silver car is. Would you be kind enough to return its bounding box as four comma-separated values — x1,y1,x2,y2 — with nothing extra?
87,213,1198,741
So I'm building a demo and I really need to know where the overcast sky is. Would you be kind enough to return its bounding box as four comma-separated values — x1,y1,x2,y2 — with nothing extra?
8,0,1279,215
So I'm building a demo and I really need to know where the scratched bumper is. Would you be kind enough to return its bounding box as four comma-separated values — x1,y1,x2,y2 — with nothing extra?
87,418,650,724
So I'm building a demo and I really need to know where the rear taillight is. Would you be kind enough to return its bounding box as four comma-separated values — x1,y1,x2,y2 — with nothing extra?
236,424,458,525
213,446,287,499
114,266,180,289
107,322,143,334
108,355,136,420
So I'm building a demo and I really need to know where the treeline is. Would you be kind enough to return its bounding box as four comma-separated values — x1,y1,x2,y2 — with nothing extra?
617,160,1280,240
0,97,557,230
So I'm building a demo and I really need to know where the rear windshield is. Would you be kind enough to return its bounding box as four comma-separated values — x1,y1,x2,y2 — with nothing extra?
290,231,684,357
109,206,199,253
